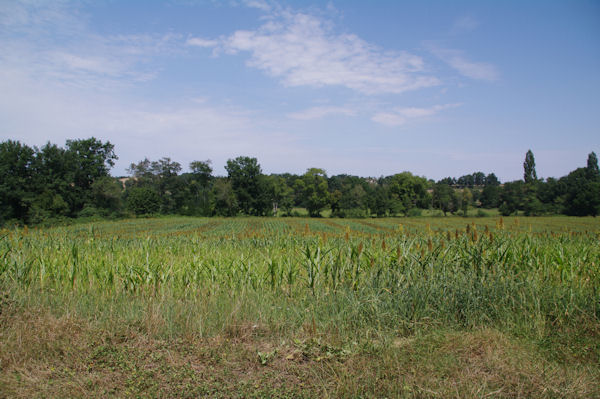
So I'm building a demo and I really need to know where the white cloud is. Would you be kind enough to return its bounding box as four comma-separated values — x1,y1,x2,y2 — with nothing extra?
372,103,461,127
242,0,273,12
0,1,493,177
287,106,355,120
217,9,439,94
430,47,498,81
186,37,219,47
371,112,407,127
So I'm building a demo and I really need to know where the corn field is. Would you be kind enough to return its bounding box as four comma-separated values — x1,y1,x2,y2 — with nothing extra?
1,216,599,336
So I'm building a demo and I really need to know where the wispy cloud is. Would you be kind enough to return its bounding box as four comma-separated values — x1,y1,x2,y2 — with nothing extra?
0,61,297,175
451,16,479,34
430,47,498,81
371,112,406,127
0,1,476,176
190,8,439,94
287,106,356,120
0,2,181,90
372,103,461,127
0,1,290,174
186,37,219,47
241,0,273,12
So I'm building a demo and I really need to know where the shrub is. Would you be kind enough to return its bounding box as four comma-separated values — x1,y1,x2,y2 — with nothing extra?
407,208,422,217
126,187,161,215
476,209,488,217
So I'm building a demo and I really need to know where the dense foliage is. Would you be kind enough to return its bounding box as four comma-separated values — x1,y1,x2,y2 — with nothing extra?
0,138,598,225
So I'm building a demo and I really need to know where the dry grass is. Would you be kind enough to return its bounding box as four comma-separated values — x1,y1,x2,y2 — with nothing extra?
1,303,598,398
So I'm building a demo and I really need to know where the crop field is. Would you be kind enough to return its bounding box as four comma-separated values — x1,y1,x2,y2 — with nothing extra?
1,216,600,398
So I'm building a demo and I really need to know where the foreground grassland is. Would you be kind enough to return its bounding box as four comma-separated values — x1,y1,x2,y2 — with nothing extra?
1,216,599,398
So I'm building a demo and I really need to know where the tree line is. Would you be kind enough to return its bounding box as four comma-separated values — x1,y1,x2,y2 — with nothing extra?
1,138,598,225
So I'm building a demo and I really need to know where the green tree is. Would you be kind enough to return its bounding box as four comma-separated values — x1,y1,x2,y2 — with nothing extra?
386,172,429,216
371,184,390,217
340,185,367,211
480,185,500,208
152,157,182,213
0,140,35,223
459,188,472,216
213,178,238,216
31,142,76,218
522,150,544,214
29,190,70,223
586,151,599,179
225,156,269,215
264,175,294,216
127,158,154,180
472,172,485,186
126,187,160,215
127,157,183,214
151,157,181,179
190,160,213,187
66,138,118,212
561,167,600,216
537,177,563,214
457,174,474,188
522,189,544,216
329,189,343,216
485,173,500,186
432,183,456,216
90,176,123,214
185,160,214,216
295,168,329,217
523,150,537,184
499,181,525,216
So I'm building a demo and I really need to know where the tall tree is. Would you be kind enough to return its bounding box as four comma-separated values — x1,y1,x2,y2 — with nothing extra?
523,150,537,184
499,181,525,216
225,156,269,215
127,158,154,179
480,184,500,208
31,142,77,218
264,175,294,216
212,178,238,216
484,173,500,186
186,160,214,216
371,184,390,217
459,188,472,216
190,160,213,187
561,153,600,216
295,168,330,217
432,183,456,216
65,138,118,213
387,172,429,215
561,168,600,216
586,152,599,179
152,157,182,213
0,140,35,222
90,176,123,214
66,137,117,191
472,172,486,186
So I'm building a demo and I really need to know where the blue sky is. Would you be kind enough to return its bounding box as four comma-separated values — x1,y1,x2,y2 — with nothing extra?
1,0,598,181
